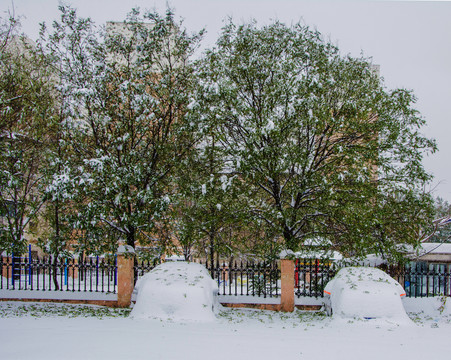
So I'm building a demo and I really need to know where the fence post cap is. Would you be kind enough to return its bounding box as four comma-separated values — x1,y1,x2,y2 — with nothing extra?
117,245,136,256
280,249,296,260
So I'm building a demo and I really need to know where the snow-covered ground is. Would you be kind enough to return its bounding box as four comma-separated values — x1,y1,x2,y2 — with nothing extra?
1,297,451,360
2,263,451,359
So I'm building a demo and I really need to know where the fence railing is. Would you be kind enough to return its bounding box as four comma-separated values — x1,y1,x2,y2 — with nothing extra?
3,254,451,300
202,259,451,299
134,259,160,284
401,263,451,298
293,260,451,299
1,255,117,293
201,261,281,298
294,258,336,298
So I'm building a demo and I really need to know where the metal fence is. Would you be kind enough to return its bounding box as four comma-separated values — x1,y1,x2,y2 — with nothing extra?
293,259,451,299
0,255,117,293
401,262,451,298
134,259,160,284
202,261,281,298
294,258,336,298
202,259,451,299
3,254,451,299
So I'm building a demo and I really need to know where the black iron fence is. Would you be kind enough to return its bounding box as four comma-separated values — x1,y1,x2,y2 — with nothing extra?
3,254,451,299
401,262,451,298
134,258,160,284
0,255,117,293
294,258,336,298
202,260,281,298
201,258,451,299
294,259,451,299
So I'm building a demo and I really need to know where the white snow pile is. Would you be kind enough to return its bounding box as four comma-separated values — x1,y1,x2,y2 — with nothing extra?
324,267,410,323
131,261,221,322
403,296,451,318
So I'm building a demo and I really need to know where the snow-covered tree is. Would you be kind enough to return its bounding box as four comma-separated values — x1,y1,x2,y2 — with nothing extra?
196,20,436,257
38,91,81,290
41,6,204,252
0,14,56,254
173,129,247,262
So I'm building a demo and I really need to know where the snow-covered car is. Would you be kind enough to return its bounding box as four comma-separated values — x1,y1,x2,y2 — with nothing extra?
131,261,221,322
323,267,407,320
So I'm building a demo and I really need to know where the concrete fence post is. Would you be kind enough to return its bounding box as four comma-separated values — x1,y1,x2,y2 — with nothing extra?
280,258,295,312
117,245,135,308
1,256,12,279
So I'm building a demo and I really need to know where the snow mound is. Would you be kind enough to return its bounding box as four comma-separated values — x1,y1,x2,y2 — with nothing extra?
403,296,451,317
131,261,221,322
324,267,410,322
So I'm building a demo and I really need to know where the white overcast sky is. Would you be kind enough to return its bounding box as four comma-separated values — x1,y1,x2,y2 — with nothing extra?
3,0,451,201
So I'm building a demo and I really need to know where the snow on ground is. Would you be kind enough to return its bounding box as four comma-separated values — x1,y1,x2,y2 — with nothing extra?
131,261,221,322
403,296,451,326
1,298,451,360
2,263,451,359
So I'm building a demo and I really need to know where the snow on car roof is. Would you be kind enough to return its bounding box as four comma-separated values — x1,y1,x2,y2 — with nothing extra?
323,267,409,321
324,267,404,293
131,261,220,322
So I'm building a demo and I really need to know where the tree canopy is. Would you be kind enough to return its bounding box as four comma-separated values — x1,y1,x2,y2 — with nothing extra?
39,6,204,253
195,20,436,257
0,8,437,262
0,14,56,254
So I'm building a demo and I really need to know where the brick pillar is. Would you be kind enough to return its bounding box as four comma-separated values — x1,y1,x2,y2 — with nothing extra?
1,256,12,279
117,245,135,308
280,259,295,312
